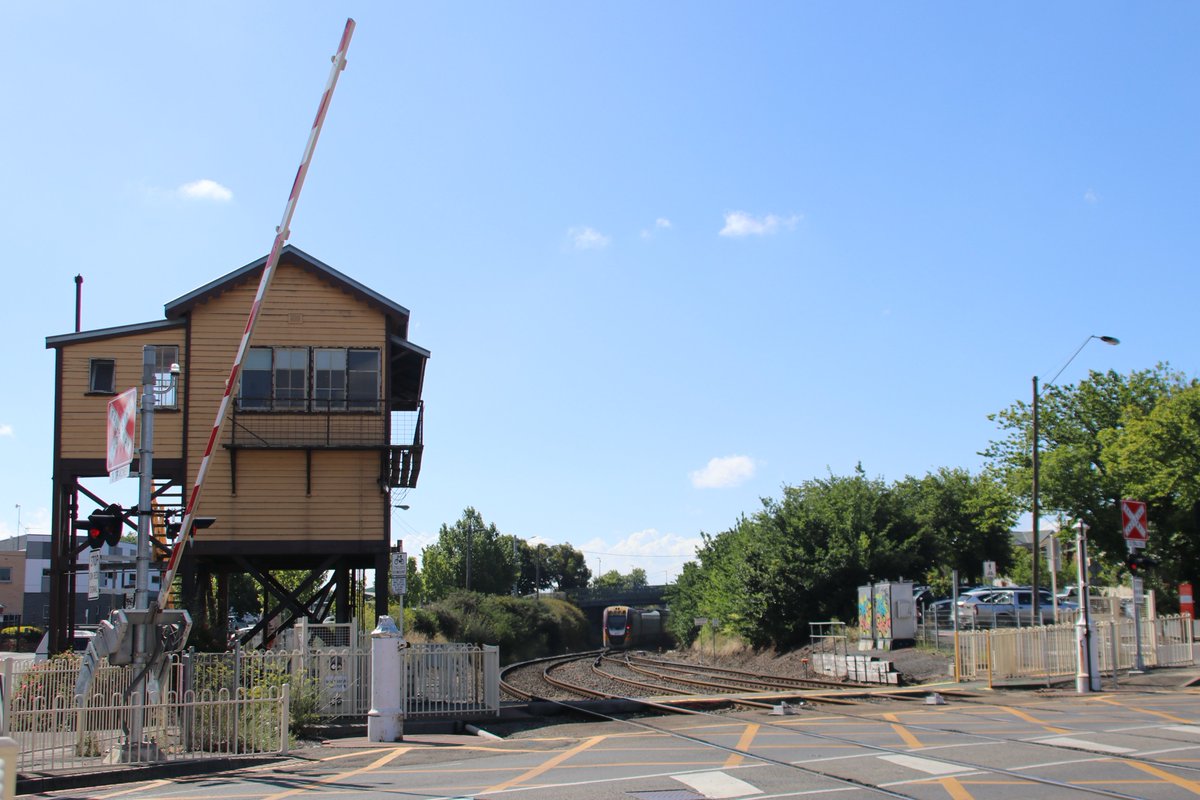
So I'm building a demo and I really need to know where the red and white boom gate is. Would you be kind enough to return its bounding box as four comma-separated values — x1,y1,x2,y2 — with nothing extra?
77,20,357,710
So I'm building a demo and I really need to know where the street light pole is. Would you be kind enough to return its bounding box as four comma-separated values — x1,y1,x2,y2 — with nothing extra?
1030,335,1119,621
1032,376,1041,620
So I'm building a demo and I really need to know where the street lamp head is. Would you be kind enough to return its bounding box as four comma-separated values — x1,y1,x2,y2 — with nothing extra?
1097,336,1119,346
394,504,410,510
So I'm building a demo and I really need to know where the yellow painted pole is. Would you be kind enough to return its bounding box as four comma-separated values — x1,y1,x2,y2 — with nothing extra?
986,629,993,690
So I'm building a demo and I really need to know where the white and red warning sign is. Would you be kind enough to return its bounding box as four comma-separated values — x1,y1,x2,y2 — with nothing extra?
107,388,137,481
1121,498,1148,548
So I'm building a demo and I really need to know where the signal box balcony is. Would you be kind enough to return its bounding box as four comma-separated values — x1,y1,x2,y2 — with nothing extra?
226,399,423,489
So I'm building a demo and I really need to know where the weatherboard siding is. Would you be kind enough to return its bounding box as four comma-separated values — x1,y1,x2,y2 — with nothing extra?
185,263,390,545
57,332,187,461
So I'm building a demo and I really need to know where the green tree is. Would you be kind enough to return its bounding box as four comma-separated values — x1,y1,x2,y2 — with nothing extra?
403,555,425,605
421,508,517,601
1104,383,1200,594
984,364,1196,567
893,467,1020,586
511,541,590,594
590,567,648,591
546,543,591,589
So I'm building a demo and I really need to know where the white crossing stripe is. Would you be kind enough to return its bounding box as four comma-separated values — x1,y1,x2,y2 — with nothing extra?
878,754,970,775
1166,725,1200,736
1038,736,1134,754
674,770,763,798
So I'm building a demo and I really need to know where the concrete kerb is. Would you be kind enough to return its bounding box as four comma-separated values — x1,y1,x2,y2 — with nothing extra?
17,756,286,796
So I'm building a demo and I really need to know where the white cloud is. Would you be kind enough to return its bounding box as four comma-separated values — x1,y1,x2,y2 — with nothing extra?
641,217,673,239
689,455,757,489
719,211,800,237
0,424,11,437
568,226,610,250
1084,189,1099,204
178,179,233,202
579,528,703,582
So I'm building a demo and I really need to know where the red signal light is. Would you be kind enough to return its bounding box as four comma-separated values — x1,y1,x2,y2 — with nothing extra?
87,524,105,550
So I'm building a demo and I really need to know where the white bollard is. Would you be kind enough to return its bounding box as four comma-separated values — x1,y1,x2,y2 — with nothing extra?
367,616,406,742
0,736,15,800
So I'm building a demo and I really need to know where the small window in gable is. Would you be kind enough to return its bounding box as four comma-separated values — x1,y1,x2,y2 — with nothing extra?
89,359,116,394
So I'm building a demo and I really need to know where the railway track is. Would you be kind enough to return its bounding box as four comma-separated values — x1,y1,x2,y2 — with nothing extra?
500,649,885,707
502,649,1200,800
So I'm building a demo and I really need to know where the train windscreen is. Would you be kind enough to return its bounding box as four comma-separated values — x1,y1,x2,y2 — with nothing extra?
606,612,627,634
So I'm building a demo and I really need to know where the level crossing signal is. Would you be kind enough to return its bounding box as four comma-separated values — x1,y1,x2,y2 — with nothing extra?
74,505,123,549
1125,552,1158,575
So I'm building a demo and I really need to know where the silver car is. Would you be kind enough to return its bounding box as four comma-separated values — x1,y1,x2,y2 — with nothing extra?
959,588,1076,628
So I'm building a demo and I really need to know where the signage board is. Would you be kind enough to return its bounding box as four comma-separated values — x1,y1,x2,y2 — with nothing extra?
983,560,997,580
106,388,137,481
1121,499,1148,544
87,550,101,601
390,551,407,595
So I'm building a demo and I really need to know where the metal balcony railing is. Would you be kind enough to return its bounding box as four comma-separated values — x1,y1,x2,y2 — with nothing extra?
228,399,423,451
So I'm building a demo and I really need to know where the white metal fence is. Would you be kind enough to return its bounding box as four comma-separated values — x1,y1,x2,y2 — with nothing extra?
1,631,501,776
190,641,500,720
190,646,372,720
0,655,288,773
404,644,499,718
955,613,1194,684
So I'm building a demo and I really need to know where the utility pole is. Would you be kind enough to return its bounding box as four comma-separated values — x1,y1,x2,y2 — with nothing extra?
127,345,160,759
464,520,472,592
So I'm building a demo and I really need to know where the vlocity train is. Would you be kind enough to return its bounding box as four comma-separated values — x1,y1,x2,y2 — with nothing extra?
602,605,669,649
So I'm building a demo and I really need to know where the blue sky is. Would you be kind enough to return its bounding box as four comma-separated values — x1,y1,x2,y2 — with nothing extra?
2,4,1197,583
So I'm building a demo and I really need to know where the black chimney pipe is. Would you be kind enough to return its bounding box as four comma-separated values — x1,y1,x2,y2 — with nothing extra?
74,274,83,332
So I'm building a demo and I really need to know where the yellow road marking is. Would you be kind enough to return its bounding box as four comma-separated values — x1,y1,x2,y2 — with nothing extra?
260,746,409,800
936,775,975,800
317,746,402,761
1001,705,1069,734
1127,761,1200,795
723,723,760,767
883,712,923,748
1091,695,1194,724
92,779,173,799
480,735,606,793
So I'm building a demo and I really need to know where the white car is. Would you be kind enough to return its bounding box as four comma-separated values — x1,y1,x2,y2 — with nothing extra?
34,629,96,660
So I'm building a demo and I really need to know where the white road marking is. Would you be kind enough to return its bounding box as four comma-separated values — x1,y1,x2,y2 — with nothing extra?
1037,736,1134,754
1167,725,1200,736
877,754,970,775
675,770,764,798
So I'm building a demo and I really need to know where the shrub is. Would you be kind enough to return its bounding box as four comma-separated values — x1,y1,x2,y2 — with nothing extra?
409,592,589,664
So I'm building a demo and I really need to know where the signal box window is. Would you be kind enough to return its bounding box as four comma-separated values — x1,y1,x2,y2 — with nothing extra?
89,359,116,394
0,567,11,583
274,348,308,410
239,346,380,412
315,349,347,410
348,349,380,409
153,345,180,408
240,348,272,410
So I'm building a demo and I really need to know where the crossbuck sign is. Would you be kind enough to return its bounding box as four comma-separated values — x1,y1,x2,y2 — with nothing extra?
1121,499,1148,548
107,388,137,482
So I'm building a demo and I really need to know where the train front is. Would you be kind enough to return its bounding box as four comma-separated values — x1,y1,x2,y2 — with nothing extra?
603,606,631,647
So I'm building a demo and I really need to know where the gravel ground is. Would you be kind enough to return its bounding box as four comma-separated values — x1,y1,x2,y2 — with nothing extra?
646,642,954,686
502,643,953,702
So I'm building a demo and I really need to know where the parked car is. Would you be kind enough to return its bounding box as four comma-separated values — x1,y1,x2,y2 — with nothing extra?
958,588,1077,627
34,628,96,660
921,598,955,626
